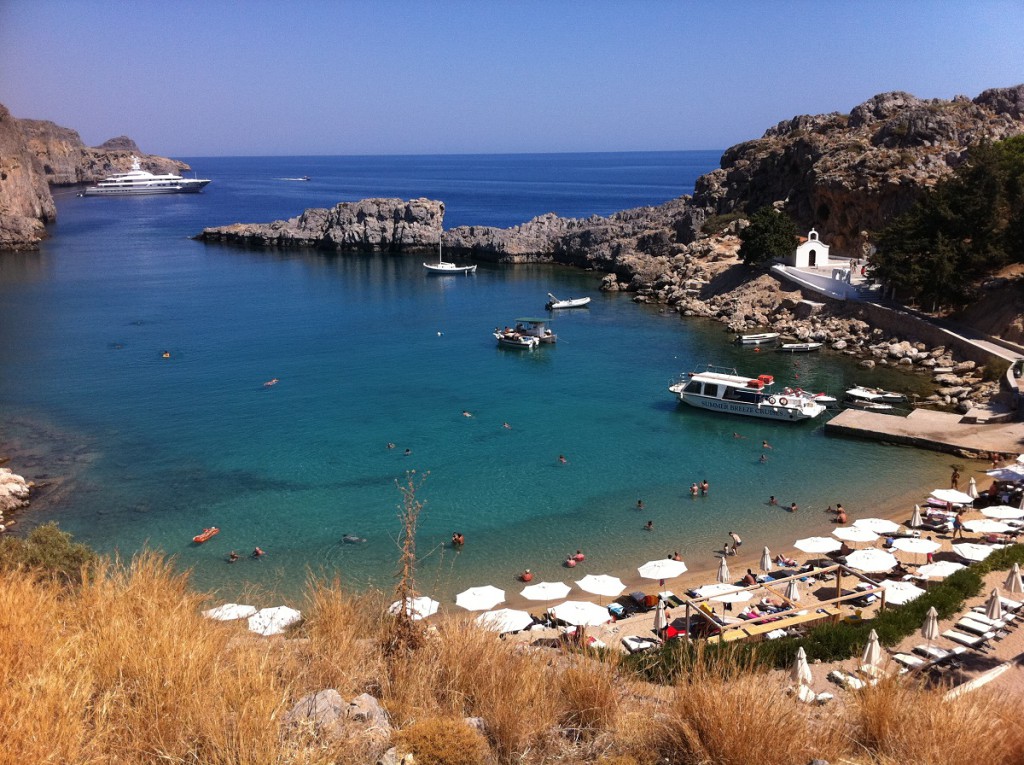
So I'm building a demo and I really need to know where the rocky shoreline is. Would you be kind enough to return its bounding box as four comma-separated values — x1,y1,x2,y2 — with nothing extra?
0,466,32,533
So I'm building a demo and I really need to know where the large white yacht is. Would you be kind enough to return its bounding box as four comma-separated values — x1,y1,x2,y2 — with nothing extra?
82,157,210,196
669,366,826,422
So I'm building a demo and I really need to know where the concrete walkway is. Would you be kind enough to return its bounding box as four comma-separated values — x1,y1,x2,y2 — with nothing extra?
825,408,1024,456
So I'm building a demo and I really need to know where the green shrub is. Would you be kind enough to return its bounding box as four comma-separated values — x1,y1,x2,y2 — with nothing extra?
701,212,746,235
0,522,96,584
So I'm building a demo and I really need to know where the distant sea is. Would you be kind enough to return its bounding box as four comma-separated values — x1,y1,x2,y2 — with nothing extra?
0,152,950,603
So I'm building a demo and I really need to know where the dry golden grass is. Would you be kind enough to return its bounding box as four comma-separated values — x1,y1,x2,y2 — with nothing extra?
5,552,1024,765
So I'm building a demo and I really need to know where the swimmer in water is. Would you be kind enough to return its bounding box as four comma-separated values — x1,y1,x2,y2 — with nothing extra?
263,378,279,387
558,455,567,464
252,547,265,558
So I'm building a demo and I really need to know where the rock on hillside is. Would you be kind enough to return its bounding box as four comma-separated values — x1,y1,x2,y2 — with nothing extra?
197,198,444,252
17,120,190,185
0,105,55,250
694,85,1024,253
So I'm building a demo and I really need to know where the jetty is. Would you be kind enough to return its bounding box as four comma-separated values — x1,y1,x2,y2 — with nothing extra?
825,408,1024,457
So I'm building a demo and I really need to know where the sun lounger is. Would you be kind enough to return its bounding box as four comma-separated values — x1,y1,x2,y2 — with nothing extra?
858,663,886,679
942,629,992,650
954,617,1003,638
966,611,1014,630
893,653,926,670
620,635,659,654
658,591,685,608
913,644,966,663
827,670,867,690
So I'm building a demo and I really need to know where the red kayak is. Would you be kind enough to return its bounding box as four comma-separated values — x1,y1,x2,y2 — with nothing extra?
192,527,220,544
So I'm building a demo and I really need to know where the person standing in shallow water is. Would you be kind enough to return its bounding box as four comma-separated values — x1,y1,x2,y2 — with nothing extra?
700,479,709,496
950,467,961,490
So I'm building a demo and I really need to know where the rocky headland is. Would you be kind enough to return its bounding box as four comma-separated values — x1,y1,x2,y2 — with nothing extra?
0,102,191,250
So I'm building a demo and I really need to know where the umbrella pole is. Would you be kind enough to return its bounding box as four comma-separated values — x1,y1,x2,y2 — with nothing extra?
684,602,691,643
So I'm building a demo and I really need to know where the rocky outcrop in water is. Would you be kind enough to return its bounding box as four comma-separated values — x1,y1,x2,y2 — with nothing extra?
0,105,56,250
197,198,444,252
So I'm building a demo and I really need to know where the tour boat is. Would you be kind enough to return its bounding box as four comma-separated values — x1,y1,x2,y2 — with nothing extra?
736,332,780,345
424,238,477,274
493,330,539,350
668,366,826,421
845,386,906,404
83,156,210,196
192,527,220,544
545,292,591,309
779,342,822,353
513,318,556,344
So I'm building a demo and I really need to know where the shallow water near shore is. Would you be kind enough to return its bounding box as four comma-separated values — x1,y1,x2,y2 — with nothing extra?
0,152,954,604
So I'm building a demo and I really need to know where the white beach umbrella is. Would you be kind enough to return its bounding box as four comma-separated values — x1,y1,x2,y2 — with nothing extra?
930,488,974,505
833,526,879,545
968,476,979,499
1017,454,1024,465
861,629,882,668
520,581,571,601
985,588,1003,621
918,561,966,579
695,582,742,598
388,596,440,621
921,606,940,642
716,556,731,584
986,464,1024,481
963,518,1014,534
455,585,506,612
549,600,610,627
794,536,842,554
981,505,1024,520
247,606,303,636
653,599,667,632
791,646,813,686
475,608,533,634
759,546,773,573
1004,562,1024,595
910,504,923,528
575,574,626,599
784,578,802,603
853,517,901,535
881,580,926,606
203,603,257,621
637,558,688,581
951,542,995,562
891,537,941,556
845,549,898,573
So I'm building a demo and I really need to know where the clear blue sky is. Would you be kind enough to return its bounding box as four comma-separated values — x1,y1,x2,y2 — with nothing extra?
2,1,1022,157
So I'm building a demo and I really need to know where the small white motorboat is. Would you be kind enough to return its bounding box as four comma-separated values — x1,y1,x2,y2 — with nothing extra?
546,292,591,310
424,238,477,274
779,342,822,353
812,392,839,406
846,386,906,404
494,331,539,350
736,332,780,345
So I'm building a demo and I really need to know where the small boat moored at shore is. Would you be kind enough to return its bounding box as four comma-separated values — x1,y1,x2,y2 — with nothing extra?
668,366,826,421
493,324,540,349
424,238,477,274
545,292,591,310
779,342,823,353
845,386,906,405
193,527,220,544
736,332,780,345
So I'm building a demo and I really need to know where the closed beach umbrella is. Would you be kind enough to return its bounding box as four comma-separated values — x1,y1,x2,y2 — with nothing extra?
881,580,926,606
248,606,302,636
520,581,571,601
921,606,940,642
1004,562,1024,594
968,476,979,499
784,578,801,603
918,561,966,579
853,517,901,535
861,629,882,668
653,599,667,632
716,556,731,584
845,549,898,573
550,600,610,627
455,585,506,612
760,546,773,573
833,526,879,545
963,519,1013,534
951,542,995,562
695,583,742,599
910,504,923,528
203,603,258,621
891,537,941,556
791,646,813,686
476,608,533,634
985,588,1003,621
388,596,440,621
575,574,626,599
794,536,842,554
981,505,1024,520
930,488,974,505
638,558,688,581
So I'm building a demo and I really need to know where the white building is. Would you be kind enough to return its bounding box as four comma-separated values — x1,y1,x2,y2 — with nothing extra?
789,228,832,269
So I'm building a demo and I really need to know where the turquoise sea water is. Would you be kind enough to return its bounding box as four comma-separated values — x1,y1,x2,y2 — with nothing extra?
0,152,951,602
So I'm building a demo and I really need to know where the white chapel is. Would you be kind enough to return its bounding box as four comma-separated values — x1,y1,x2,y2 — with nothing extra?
789,228,832,268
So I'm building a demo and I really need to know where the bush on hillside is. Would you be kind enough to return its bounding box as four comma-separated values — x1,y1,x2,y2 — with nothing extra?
396,717,491,765
0,521,96,584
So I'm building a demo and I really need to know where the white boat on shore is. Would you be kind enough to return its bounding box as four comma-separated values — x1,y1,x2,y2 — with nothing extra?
845,386,906,404
668,366,827,422
545,292,591,310
736,332,780,345
779,342,822,353
82,156,210,196
424,238,477,274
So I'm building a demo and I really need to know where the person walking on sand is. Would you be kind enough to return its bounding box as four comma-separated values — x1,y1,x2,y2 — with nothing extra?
950,467,961,490
952,509,966,539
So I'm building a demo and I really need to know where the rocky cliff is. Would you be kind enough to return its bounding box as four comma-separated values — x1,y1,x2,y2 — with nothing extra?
0,105,56,251
197,198,444,252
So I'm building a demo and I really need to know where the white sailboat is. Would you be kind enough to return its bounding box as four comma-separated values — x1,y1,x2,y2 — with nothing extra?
424,237,476,274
